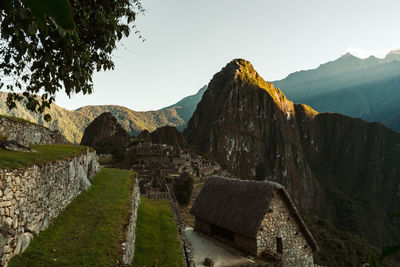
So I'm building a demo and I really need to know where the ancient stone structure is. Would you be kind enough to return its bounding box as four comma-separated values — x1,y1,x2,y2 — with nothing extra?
0,116,69,146
190,177,317,266
121,175,140,265
0,150,99,266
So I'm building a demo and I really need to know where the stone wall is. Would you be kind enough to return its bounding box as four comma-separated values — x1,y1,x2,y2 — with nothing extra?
0,150,99,266
167,185,195,267
0,117,69,146
257,193,314,266
121,175,140,265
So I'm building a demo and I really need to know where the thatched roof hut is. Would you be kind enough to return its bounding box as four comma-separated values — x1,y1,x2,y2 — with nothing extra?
190,176,318,252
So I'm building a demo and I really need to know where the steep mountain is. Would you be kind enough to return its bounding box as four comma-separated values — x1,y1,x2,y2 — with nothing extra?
274,50,400,131
80,112,131,154
0,87,206,143
150,125,188,148
184,59,400,249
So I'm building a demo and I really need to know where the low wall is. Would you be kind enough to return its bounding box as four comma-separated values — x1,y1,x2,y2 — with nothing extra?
121,175,140,265
0,117,69,146
0,150,99,266
167,185,195,267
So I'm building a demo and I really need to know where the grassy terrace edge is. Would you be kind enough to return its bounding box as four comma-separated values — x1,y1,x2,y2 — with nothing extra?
0,114,42,127
0,144,93,169
133,198,184,266
9,168,134,267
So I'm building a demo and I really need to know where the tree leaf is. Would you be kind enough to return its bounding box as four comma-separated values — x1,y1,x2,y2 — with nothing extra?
369,254,376,267
44,114,52,122
379,245,400,262
21,0,75,31
393,210,400,217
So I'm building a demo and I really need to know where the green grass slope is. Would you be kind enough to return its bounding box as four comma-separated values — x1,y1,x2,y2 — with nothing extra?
133,198,184,267
0,144,91,169
9,168,134,267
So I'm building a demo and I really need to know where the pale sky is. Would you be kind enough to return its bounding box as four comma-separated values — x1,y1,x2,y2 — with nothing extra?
55,0,400,111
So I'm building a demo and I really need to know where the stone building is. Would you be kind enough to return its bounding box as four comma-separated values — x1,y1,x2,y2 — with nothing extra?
190,176,318,266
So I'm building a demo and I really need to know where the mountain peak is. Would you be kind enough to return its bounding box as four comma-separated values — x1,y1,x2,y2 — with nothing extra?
338,52,360,60
388,48,400,54
212,59,293,111
383,49,400,63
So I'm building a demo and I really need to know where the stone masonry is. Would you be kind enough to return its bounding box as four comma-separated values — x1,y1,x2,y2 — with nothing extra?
257,193,314,266
0,150,99,266
0,117,69,146
121,174,140,265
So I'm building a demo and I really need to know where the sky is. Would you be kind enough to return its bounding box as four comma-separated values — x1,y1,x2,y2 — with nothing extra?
55,0,400,111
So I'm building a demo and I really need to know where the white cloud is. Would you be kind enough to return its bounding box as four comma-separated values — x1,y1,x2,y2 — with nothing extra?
345,46,392,59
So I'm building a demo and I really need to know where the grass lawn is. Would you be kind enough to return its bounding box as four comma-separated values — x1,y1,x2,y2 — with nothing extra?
0,144,92,169
133,198,184,267
9,168,134,267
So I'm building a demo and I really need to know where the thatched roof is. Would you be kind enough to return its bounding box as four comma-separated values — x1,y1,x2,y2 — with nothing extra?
190,176,318,251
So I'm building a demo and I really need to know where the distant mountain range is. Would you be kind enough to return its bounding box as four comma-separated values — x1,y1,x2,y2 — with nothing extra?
1,49,400,143
0,86,206,143
274,49,400,131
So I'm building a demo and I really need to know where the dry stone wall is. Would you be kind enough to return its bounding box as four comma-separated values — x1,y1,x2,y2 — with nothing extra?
0,150,99,266
257,194,314,266
121,175,140,265
0,117,69,146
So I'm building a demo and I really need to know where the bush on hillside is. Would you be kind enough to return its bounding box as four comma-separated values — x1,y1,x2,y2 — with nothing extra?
174,173,193,206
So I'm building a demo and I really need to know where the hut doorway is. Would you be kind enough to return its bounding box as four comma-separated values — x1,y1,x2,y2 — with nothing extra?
210,224,234,242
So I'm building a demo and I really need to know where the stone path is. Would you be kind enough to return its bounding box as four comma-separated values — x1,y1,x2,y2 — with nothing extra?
185,226,255,267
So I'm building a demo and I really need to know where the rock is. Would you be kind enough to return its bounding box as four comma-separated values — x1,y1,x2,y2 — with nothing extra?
0,139,33,152
138,129,151,141
40,218,49,231
51,130,69,144
184,58,400,248
0,116,69,146
204,257,214,266
77,164,91,190
87,159,100,180
150,126,188,148
0,233,6,247
80,112,131,155
26,223,40,234
14,233,33,255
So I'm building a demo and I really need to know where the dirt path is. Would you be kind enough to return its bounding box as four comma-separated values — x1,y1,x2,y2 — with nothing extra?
185,226,255,267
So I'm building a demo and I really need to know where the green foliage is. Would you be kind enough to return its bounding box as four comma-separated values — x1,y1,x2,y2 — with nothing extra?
9,168,134,267
98,155,115,166
301,214,393,266
133,198,184,266
112,148,126,163
380,245,400,261
174,173,194,206
0,0,143,118
20,0,75,32
369,254,377,267
0,144,90,169
369,210,400,266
